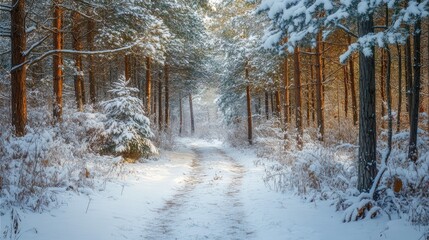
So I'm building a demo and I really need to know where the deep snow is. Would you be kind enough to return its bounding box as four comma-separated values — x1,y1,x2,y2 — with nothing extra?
1,138,425,240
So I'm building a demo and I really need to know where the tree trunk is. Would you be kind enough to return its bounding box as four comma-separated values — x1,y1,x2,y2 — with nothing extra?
315,33,325,140
145,56,152,114
310,61,315,123
265,90,269,120
380,49,386,127
87,17,96,104
294,47,303,147
179,95,183,136
158,70,163,130
124,54,130,81
343,65,349,118
386,46,393,161
11,0,27,136
306,68,310,126
270,92,274,116
405,28,413,119
189,94,195,134
275,89,281,118
348,36,358,126
164,64,170,128
408,15,422,162
283,56,290,128
357,14,377,193
246,67,253,145
53,0,64,122
72,11,84,112
396,44,403,132
153,75,157,123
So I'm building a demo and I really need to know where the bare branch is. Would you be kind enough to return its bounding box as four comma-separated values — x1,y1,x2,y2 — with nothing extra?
23,35,49,56
11,41,143,72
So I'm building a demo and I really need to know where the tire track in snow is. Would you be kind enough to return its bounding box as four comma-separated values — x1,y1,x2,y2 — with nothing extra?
142,143,254,239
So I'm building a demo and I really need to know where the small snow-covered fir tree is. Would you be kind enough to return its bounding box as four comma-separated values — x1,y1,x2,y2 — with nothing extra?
101,76,157,159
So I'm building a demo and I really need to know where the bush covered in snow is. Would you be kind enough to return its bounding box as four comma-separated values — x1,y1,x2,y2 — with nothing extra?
100,76,158,160
253,118,429,226
0,108,123,212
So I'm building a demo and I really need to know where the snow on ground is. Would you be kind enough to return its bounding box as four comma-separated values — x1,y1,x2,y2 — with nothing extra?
1,138,425,240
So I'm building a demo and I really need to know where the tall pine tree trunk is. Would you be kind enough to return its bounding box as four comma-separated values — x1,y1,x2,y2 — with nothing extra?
145,56,152,113
315,33,325,140
343,65,349,118
380,49,386,127
158,70,163,130
408,14,422,162
294,47,303,147
72,11,84,111
405,28,413,119
87,17,96,104
275,89,281,118
305,67,310,126
179,95,183,136
357,14,377,193
11,0,27,136
283,56,290,129
348,36,358,126
396,44,403,132
246,66,253,145
310,61,315,123
124,54,131,81
189,94,195,134
53,0,64,122
265,91,269,120
164,64,170,128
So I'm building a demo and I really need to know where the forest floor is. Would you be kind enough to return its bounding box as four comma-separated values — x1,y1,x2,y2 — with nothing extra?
3,138,425,240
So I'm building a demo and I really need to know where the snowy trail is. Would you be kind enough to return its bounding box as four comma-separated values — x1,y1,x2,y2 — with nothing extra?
144,143,253,239
7,138,425,240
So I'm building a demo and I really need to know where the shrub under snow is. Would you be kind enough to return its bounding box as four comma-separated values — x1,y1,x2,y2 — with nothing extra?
100,76,158,159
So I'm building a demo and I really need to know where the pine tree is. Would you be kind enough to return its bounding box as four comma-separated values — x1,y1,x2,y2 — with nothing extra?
101,76,157,160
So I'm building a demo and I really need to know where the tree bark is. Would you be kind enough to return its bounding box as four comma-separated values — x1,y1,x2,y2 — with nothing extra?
306,67,311,126
357,14,377,193
315,33,325,140
11,0,27,136
53,0,64,122
405,28,413,119
294,47,303,147
246,66,253,145
87,17,96,104
158,70,163,130
164,64,170,128
343,65,349,118
145,56,152,114
283,56,290,128
348,36,358,126
408,15,422,162
189,94,195,134
386,46,393,161
72,11,84,111
179,95,183,135
124,54,130,81
265,90,269,120
396,44,403,132
380,49,386,127
275,89,281,118
310,61,315,123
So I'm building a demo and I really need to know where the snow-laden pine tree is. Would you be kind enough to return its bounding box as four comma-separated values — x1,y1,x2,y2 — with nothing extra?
101,77,157,160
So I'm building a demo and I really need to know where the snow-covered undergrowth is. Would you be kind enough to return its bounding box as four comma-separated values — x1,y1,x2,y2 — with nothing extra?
0,108,123,213
249,119,429,228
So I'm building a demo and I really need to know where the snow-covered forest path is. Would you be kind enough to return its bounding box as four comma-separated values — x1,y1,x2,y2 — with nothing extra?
14,138,422,240
145,141,252,239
